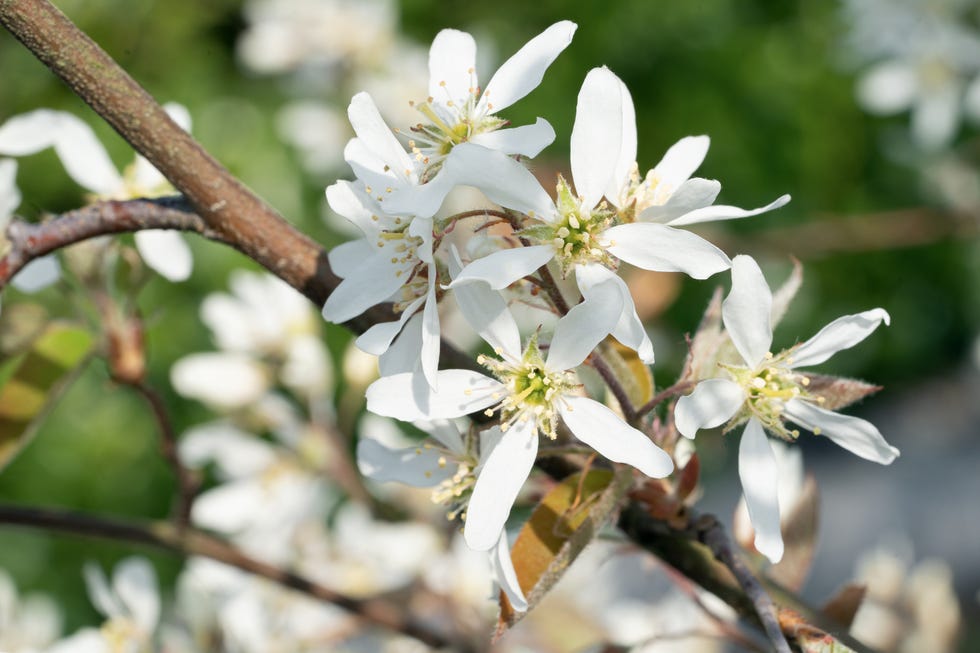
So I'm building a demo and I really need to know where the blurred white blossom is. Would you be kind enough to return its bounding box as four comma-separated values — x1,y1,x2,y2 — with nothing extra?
0,105,194,280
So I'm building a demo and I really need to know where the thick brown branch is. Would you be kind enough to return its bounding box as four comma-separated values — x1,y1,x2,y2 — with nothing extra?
0,503,468,651
0,0,337,305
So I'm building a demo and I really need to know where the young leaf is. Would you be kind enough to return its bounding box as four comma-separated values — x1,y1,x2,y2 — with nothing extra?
0,322,94,472
604,338,654,408
496,466,633,634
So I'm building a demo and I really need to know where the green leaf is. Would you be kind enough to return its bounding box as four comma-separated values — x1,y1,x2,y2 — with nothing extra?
495,466,633,635
0,322,94,471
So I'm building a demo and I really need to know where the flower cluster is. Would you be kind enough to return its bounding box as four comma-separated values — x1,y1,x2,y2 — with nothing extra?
315,18,896,601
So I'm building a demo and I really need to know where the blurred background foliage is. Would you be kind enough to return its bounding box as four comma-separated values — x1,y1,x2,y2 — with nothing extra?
0,0,978,642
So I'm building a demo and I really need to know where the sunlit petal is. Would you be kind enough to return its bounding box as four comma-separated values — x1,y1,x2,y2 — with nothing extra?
738,418,784,563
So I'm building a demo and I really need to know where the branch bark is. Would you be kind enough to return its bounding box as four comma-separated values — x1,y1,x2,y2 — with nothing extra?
0,0,334,304
0,503,470,652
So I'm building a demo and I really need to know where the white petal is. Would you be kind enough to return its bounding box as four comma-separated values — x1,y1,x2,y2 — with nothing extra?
47,629,109,653
442,143,555,218
420,272,441,388
321,252,405,323
575,263,654,363
638,178,720,223
113,557,159,631
856,61,917,115
328,238,374,279
366,370,502,420
571,67,626,208
603,222,731,279
738,418,784,563
651,135,710,193
666,193,791,226
478,21,577,114
606,75,637,207
178,422,275,478
379,313,423,376
559,396,673,478
83,563,123,619
356,437,452,487
450,249,521,359
723,255,773,367
357,292,425,357
170,353,266,409
791,308,890,368
0,158,21,218
325,180,380,237
673,378,745,439
464,419,538,550
493,531,528,612
448,245,554,291
384,167,457,218
546,275,621,372
784,399,899,464
134,230,192,281
428,29,477,104
11,255,60,292
191,480,265,532
0,110,122,196
347,92,414,178
911,83,960,150
469,118,555,158
417,418,466,454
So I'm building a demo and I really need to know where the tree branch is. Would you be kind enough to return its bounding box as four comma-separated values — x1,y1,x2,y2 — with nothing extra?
129,380,198,530
0,197,218,287
698,515,792,653
0,0,337,304
0,503,470,652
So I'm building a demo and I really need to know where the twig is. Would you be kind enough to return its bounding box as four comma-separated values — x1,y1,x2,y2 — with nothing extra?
129,380,198,529
636,380,695,418
0,197,217,289
697,515,792,653
0,503,469,652
588,348,639,424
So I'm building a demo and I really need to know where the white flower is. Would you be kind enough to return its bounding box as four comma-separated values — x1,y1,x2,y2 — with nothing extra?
357,418,528,610
321,175,442,387
0,569,62,653
172,271,332,408
844,0,980,149
443,67,789,363
79,557,160,652
0,106,194,281
0,158,61,298
674,255,899,562
365,274,673,551
402,21,575,176
179,420,332,564
236,0,398,75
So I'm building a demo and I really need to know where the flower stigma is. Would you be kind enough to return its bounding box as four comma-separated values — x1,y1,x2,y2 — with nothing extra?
522,176,616,274
476,334,577,440
723,349,825,440
404,71,506,179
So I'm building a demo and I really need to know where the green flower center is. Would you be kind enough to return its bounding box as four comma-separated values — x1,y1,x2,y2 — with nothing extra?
725,352,825,440
476,335,577,440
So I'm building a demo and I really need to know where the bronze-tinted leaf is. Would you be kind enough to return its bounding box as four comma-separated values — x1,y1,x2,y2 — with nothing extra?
0,322,94,472
821,583,867,630
496,467,633,635
804,374,881,411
